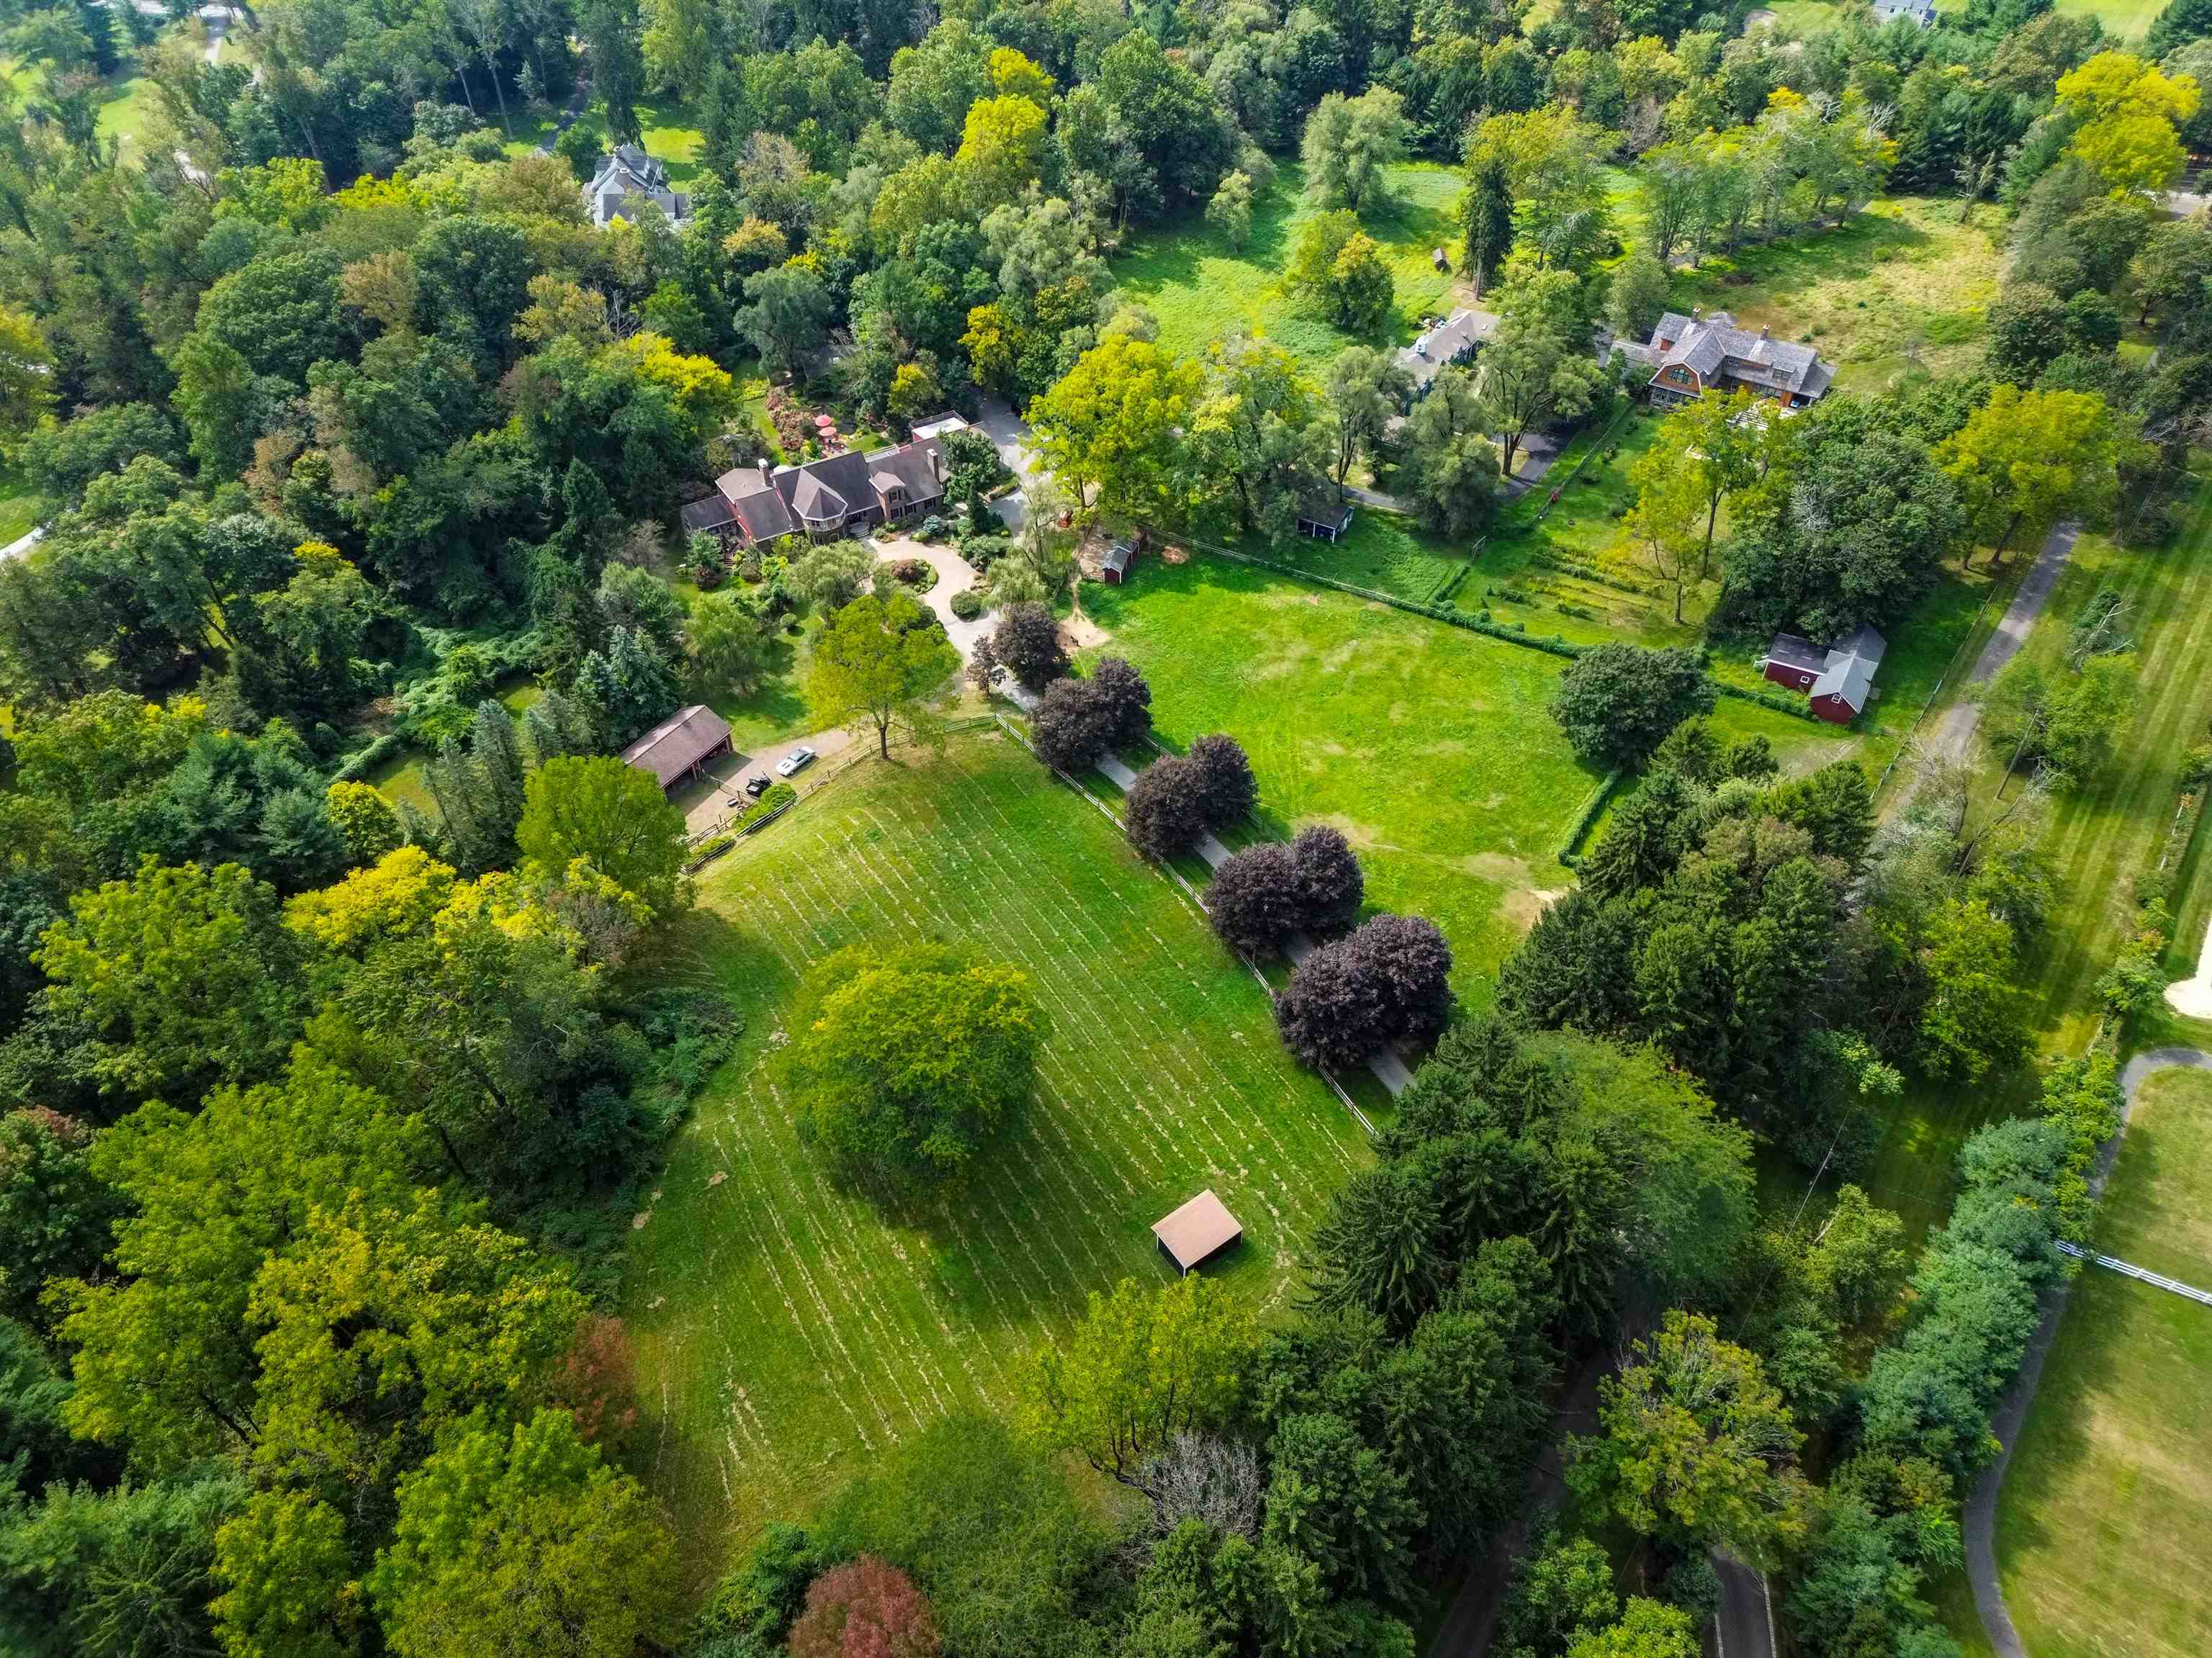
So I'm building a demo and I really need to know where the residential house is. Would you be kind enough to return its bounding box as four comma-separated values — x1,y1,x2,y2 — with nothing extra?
679,416,967,551
1396,308,1495,401
1635,310,1835,411
1762,625,1886,724
1872,0,1937,25
586,145,691,229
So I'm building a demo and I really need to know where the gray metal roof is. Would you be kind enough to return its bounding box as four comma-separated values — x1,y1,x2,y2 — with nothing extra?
620,704,732,788
1397,308,1496,388
1100,541,1133,575
1766,634,1829,676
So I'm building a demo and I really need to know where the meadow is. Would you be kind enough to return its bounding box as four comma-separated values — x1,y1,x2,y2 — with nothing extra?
1109,160,1466,376
619,734,1369,1581
1081,551,1862,1006
1994,1066,2212,1658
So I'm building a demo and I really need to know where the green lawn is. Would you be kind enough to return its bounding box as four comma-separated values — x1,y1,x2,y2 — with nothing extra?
1994,1067,2212,1658
1110,160,1466,377
0,459,44,546
619,734,1368,1584
1660,197,2002,397
503,96,706,184
1868,479,2212,1238
2052,0,2166,37
94,71,152,153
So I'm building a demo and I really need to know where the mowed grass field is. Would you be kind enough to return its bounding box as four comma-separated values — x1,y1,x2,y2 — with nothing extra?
1866,480,2212,1235
1111,160,1465,376
1080,553,1863,1005
619,734,1368,1582
1996,1067,2212,1658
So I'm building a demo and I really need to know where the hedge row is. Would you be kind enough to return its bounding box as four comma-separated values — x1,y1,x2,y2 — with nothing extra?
1555,769,1624,870
1711,678,1825,724
333,731,407,782
1527,551,1655,597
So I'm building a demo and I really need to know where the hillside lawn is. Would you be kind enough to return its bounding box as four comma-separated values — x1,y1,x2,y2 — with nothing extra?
1993,1066,2212,1658
504,96,706,184
1110,159,1465,377
1080,552,1865,1007
1864,478,2212,1242
619,734,1369,1583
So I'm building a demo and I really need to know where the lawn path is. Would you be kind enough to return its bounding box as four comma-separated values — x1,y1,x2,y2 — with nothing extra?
1966,1047,2212,1658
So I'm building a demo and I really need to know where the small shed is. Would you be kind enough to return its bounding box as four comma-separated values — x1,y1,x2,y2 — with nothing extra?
1153,1189,1243,1276
621,705,734,790
1298,498,1355,543
1100,540,1135,585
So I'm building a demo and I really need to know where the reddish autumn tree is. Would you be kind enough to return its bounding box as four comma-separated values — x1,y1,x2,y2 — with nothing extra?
788,1556,940,1658
548,1312,639,1446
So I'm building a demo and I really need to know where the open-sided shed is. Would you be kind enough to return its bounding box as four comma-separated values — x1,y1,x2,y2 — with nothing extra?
1153,1189,1243,1275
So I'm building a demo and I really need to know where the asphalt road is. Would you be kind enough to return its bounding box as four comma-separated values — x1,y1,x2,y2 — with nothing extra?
1710,1551,1773,1658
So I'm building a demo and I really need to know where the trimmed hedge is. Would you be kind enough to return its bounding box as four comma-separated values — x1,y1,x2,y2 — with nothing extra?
1555,769,1624,869
333,731,407,781
1711,679,1825,724
732,782,797,834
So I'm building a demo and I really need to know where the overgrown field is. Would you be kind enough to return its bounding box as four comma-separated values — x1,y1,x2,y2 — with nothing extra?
620,734,1368,1581
1082,553,1861,1004
1867,481,2212,1235
1659,197,2001,395
1110,160,1464,375
1995,1066,2212,1658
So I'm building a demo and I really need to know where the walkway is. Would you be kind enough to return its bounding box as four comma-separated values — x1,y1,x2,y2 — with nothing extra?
1342,482,1413,514
1925,522,2078,767
1091,752,1411,1099
871,535,994,658
1966,1044,2212,1658
1,526,41,562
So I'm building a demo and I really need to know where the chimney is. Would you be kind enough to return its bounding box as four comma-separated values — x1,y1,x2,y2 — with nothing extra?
930,445,943,484
1690,305,1702,322
1758,325,1770,342
757,460,772,487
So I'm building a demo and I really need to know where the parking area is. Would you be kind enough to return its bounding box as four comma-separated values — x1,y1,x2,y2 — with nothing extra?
670,726,854,837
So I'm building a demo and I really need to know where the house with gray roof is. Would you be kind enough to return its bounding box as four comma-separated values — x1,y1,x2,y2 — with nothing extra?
1871,0,1937,25
1396,308,1496,400
1640,309,1835,411
680,416,967,551
587,145,691,229
1763,625,1885,724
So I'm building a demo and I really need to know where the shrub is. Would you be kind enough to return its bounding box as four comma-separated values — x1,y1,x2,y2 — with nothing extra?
1275,914,1452,1071
788,1555,941,1658
919,515,948,541
949,588,986,621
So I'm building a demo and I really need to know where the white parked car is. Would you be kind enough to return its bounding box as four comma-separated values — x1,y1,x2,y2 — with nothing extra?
775,746,817,778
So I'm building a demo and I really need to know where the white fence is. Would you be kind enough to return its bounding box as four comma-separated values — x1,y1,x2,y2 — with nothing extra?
2056,1239,2212,1307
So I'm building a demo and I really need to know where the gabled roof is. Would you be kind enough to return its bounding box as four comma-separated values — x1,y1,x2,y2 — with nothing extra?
1648,310,1827,397
1100,541,1134,576
587,146,688,226
1766,634,1829,677
1398,308,1496,389
1809,626,1887,713
620,704,732,788
679,495,736,533
866,438,946,505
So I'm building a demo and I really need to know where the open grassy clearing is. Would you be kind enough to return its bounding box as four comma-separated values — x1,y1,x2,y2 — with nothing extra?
503,96,706,183
619,734,1367,1582
2052,0,2167,38
1110,160,1465,377
1993,1066,2212,1658
1865,479,2212,1238
0,459,44,546
1080,552,1863,1005
1660,197,2000,395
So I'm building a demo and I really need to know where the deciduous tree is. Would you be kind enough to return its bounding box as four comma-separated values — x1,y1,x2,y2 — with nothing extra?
807,593,960,761
517,755,689,919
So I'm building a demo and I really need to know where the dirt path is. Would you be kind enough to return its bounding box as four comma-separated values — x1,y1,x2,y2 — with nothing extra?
1925,523,2078,767
1965,1045,2212,1658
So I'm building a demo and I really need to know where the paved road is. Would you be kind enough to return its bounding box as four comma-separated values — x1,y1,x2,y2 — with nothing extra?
1965,1045,2212,1658
1,526,42,562
1426,1363,1602,1658
1711,1551,1773,1658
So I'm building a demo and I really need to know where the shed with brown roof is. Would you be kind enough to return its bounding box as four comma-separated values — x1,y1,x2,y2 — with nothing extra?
1153,1189,1243,1275
620,705,734,790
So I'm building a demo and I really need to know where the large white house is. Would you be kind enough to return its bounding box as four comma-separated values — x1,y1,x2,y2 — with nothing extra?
586,145,691,229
